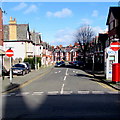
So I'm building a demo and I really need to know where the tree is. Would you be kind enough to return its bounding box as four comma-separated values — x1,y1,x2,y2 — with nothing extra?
75,24,95,64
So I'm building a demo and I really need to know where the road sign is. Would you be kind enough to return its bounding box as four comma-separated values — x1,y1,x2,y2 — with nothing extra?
110,41,120,51
6,49,14,57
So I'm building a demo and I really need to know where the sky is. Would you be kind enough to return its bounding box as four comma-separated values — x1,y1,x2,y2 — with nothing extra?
1,1,119,46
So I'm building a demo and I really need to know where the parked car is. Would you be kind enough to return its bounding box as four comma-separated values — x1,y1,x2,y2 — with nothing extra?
69,61,84,67
24,62,31,72
55,61,65,67
19,62,31,73
69,61,74,65
11,63,28,75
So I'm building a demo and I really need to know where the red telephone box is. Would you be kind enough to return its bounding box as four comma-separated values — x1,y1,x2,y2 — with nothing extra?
112,63,120,82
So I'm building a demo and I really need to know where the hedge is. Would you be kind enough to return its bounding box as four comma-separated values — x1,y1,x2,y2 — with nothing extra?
24,57,41,69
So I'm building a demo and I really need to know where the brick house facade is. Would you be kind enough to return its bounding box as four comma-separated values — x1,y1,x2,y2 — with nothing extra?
106,7,120,63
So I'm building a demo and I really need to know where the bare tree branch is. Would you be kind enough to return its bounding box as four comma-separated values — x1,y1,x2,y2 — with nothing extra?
74,24,95,63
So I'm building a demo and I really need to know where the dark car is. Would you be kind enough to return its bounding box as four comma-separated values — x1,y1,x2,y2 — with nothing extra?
69,61,84,68
24,62,31,72
55,61,65,67
19,62,31,73
11,63,28,75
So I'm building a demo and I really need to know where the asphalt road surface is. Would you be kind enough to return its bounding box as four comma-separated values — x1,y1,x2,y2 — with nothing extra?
2,67,120,120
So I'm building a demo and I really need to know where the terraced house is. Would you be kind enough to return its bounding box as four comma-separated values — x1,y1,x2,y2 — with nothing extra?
0,8,5,77
3,17,34,62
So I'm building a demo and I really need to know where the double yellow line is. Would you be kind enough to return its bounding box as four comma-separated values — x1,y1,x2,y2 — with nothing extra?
97,82,118,92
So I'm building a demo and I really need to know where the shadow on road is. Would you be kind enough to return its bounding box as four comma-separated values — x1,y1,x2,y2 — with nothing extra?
2,85,120,120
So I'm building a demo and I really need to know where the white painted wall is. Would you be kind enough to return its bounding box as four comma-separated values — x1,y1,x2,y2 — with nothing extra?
4,42,26,60
35,45,41,56
26,42,34,57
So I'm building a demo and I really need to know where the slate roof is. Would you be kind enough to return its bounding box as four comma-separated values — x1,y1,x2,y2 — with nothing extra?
17,24,30,40
3,24,31,41
106,7,120,25
30,32,41,45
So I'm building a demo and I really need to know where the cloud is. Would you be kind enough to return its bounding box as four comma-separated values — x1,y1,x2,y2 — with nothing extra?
92,10,98,17
51,28,75,46
13,2,27,11
92,26,108,35
46,11,53,17
24,5,38,14
46,8,73,18
80,18,92,25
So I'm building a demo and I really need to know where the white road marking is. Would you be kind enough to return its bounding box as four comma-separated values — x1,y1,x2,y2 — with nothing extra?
78,91,90,94
16,92,30,96
2,94,11,97
60,84,65,94
55,72,57,74
66,68,68,75
64,76,67,81
73,71,75,73
32,92,43,95
107,91,119,94
59,71,61,73
92,91,105,94
47,91,59,95
2,90,120,97
62,91,73,94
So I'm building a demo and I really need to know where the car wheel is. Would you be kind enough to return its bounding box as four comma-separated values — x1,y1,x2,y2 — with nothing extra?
22,71,25,76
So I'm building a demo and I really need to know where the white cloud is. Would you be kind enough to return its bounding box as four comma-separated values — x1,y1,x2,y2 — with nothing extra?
46,8,73,18
92,10,98,17
46,11,53,17
51,28,75,46
13,2,27,11
80,18,92,25
24,5,38,14
93,26,108,35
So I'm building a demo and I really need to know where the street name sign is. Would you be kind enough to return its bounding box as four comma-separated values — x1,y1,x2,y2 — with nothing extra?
110,41,120,51
6,49,14,57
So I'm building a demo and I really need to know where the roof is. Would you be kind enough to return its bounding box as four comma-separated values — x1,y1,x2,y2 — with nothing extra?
30,32,41,45
3,24,30,41
17,24,30,40
106,7,120,25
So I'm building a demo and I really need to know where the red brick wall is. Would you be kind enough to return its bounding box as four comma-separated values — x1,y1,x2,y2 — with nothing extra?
0,8,3,46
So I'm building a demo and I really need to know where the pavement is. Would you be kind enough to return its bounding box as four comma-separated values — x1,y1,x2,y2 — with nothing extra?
85,69,120,91
1,66,120,93
2,66,54,93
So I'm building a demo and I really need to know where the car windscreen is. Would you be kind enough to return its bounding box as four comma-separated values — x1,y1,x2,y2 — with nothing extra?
13,64,25,68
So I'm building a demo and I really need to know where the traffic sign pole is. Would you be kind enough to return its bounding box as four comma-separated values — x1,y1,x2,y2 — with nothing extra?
6,49,14,84
10,57,12,84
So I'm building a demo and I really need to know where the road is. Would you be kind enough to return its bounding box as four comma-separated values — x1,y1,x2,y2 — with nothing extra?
2,66,120,120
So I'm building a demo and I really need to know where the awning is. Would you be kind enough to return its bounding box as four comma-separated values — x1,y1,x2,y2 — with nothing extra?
0,49,5,55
